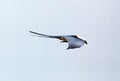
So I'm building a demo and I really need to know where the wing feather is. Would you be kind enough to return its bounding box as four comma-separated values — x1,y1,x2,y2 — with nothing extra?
29,31,54,38
30,31,67,42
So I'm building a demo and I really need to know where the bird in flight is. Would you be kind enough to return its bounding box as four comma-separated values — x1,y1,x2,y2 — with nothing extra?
30,31,87,49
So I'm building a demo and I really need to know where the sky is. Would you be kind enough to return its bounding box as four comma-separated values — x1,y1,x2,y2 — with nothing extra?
0,0,120,81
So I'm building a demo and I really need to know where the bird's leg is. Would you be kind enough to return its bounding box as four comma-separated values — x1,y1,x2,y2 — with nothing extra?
60,40,67,43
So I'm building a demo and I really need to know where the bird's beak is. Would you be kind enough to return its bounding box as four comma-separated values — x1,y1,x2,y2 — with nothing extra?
85,41,88,44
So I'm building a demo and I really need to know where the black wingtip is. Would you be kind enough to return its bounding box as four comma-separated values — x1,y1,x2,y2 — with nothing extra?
29,31,34,33
29,31,41,35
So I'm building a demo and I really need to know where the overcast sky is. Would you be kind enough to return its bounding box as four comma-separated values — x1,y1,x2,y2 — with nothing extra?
0,0,120,81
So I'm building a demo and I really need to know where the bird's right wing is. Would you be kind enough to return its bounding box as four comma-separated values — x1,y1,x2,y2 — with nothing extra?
29,31,67,42
29,31,59,38
29,31,54,38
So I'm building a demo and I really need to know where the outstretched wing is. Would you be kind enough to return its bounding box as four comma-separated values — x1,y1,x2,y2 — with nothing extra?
29,31,67,42
65,36,85,49
30,31,55,38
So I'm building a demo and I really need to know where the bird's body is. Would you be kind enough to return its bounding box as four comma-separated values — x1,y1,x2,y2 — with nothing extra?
30,31,87,49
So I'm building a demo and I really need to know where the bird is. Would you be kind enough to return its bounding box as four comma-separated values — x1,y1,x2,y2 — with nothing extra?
29,31,87,49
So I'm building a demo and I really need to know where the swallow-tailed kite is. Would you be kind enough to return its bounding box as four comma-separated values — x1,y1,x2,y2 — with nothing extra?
30,31,87,49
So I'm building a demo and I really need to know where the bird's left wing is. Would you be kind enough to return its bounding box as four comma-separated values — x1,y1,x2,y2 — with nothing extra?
64,36,84,49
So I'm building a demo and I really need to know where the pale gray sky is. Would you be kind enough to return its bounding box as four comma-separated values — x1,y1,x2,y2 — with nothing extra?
0,0,120,81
